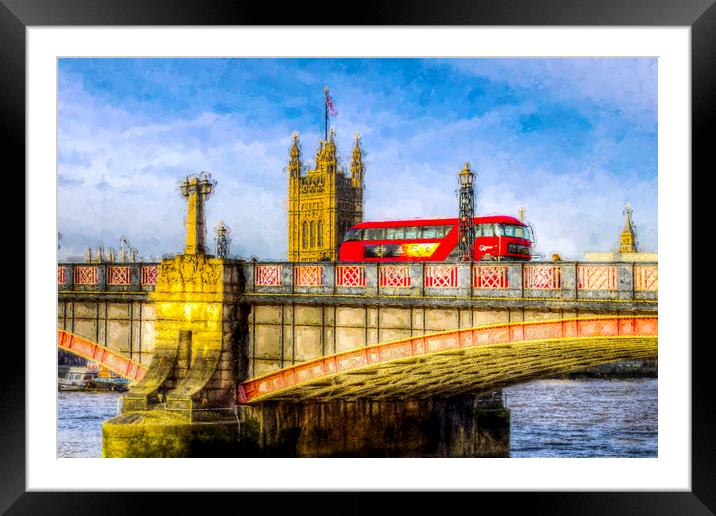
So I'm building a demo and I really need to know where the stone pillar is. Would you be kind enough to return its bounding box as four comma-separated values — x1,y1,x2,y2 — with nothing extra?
118,254,246,414
103,254,250,457
179,173,215,255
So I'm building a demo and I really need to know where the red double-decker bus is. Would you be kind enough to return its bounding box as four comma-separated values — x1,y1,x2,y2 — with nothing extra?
338,215,534,262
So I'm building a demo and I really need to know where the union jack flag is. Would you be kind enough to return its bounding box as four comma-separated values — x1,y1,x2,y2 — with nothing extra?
326,94,338,116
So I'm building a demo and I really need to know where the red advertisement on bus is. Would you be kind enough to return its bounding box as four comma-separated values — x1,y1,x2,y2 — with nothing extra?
338,215,534,262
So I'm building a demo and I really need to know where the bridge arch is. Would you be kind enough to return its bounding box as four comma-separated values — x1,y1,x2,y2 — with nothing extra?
238,316,657,403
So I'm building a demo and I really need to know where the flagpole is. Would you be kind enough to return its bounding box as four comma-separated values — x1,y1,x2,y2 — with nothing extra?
323,85,329,141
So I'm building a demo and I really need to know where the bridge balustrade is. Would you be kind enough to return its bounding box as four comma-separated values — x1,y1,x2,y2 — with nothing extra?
57,261,657,301
57,263,159,293
244,261,658,301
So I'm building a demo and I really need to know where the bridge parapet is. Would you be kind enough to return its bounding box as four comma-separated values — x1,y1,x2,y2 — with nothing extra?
58,260,658,302
244,261,657,302
58,262,159,294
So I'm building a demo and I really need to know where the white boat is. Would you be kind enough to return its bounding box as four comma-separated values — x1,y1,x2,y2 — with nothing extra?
58,366,98,391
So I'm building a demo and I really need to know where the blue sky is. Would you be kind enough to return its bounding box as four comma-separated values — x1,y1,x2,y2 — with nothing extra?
57,58,657,260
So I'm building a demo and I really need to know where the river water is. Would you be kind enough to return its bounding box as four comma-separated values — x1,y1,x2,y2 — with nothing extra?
57,378,657,458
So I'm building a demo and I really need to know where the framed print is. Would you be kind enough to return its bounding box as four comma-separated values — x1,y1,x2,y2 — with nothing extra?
5,0,710,512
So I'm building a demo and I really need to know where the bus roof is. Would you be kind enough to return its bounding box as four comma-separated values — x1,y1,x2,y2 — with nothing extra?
351,215,525,229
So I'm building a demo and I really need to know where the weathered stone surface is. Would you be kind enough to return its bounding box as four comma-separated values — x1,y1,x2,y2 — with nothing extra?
245,395,509,458
103,395,509,458
335,306,365,327
294,326,323,361
425,308,459,331
335,327,365,352
379,307,411,328
294,305,322,326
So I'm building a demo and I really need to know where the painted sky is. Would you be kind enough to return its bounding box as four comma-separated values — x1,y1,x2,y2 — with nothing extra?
57,58,657,261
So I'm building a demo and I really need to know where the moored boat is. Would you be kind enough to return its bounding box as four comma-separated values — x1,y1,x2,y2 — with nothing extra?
58,366,130,392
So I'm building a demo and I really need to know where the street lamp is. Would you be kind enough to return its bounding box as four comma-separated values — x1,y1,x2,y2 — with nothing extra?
214,220,232,259
178,171,217,255
457,162,476,262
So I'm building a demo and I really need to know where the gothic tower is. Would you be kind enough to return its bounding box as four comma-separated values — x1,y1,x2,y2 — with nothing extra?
618,203,639,254
287,129,365,262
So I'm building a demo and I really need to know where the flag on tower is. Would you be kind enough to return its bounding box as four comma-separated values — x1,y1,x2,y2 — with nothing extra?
326,93,338,116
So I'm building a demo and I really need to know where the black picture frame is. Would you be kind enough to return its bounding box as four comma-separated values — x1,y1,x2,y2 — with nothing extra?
5,0,707,513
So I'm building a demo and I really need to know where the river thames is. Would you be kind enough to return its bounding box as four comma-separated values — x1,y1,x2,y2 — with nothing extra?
57,378,657,458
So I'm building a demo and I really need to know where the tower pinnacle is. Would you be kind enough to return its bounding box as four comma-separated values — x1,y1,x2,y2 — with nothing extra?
619,203,638,253
350,133,364,188
288,132,302,177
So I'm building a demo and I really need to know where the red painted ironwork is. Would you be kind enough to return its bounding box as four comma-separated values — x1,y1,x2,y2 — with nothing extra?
141,265,158,285
74,266,98,285
294,265,323,287
379,265,411,288
577,265,618,290
634,265,658,291
523,265,561,289
336,265,366,287
58,266,67,285
255,265,282,286
238,316,657,403
473,265,508,289
57,330,146,381
425,264,458,288
108,266,132,285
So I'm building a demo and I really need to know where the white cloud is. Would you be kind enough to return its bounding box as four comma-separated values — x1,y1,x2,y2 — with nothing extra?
58,61,657,263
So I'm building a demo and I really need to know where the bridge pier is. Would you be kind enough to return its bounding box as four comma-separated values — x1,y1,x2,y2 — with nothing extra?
102,393,509,458
248,393,509,457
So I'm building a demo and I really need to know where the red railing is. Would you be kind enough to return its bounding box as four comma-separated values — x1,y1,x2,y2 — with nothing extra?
294,265,323,287
336,265,366,287
379,265,411,288
523,265,561,289
108,266,132,285
255,265,283,286
74,266,98,285
424,264,458,288
473,265,508,289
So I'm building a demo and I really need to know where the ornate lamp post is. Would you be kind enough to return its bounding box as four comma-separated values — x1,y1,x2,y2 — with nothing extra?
179,171,216,255
457,162,476,262
214,220,231,259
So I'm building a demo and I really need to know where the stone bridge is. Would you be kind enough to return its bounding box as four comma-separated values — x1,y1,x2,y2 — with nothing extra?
57,257,657,458
58,259,657,378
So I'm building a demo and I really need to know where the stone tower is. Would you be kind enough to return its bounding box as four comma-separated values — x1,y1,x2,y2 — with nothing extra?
288,130,364,262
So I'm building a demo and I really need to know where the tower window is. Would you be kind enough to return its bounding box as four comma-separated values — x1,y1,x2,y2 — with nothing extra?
310,221,316,248
302,221,308,249
318,221,323,247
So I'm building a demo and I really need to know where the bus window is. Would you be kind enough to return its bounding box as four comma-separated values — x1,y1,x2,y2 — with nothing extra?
475,224,495,237
421,226,439,239
498,224,529,239
525,226,534,242
404,226,419,239
364,228,385,241
385,227,404,240
343,229,362,242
